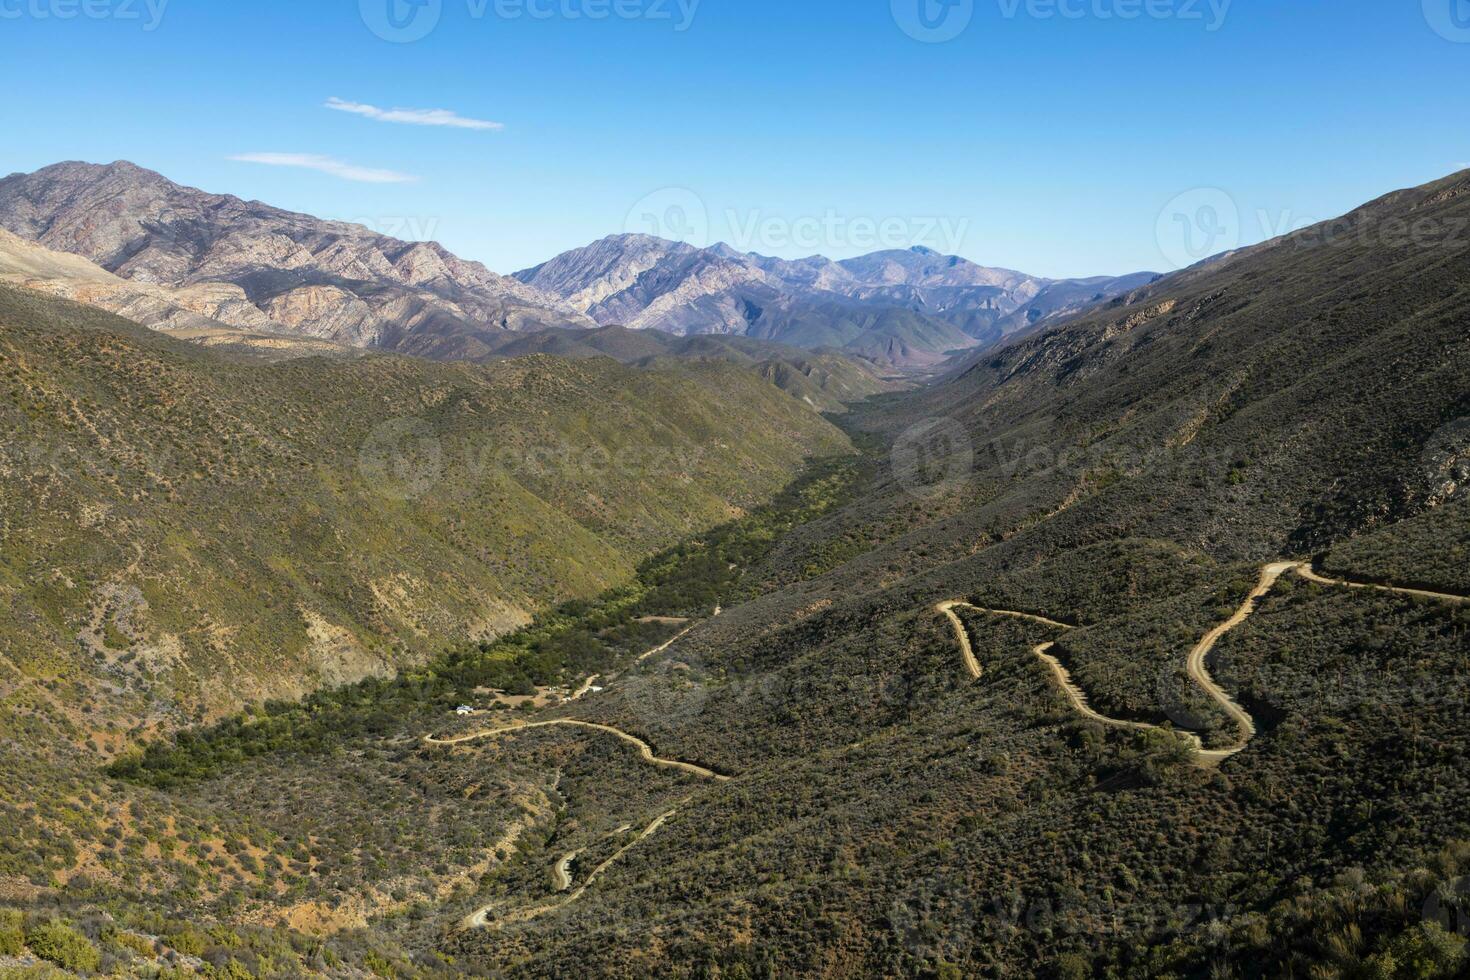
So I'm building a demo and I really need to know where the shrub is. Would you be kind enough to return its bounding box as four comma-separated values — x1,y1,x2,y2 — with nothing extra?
161,926,208,957
0,910,24,957
24,922,101,974
113,932,156,958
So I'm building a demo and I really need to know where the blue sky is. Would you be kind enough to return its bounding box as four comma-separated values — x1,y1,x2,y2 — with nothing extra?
1,0,1467,278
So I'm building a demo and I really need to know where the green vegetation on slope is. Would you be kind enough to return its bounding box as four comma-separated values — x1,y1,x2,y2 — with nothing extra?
107,454,868,788
0,283,850,737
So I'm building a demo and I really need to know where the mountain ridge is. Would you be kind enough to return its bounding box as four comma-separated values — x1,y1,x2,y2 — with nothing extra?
515,231,1155,366
0,161,1154,371
0,160,595,357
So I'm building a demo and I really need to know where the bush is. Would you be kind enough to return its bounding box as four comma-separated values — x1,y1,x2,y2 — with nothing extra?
113,932,156,958
161,926,207,957
0,910,24,957
24,922,101,974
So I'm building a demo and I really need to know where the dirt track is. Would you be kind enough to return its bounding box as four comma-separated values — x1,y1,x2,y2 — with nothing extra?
424,719,729,781
464,809,679,929
939,561,1468,766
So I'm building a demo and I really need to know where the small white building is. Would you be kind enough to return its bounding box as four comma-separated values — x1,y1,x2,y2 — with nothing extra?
456,705,475,716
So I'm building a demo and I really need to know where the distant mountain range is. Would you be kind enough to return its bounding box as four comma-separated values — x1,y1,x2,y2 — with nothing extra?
0,161,1155,370
516,235,1156,368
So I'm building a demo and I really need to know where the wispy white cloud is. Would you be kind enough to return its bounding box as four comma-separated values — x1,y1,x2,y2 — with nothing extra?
228,153,418,184
324,97,504,132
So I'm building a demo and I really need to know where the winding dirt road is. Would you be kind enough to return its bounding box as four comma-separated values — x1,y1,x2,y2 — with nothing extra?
551,849,583,891
425,719,730,781
552,823,634,892
441,561,1466,930
564,810,676,904
465,808,679,929
937,601,1071,681
429,615,731,929
939,561,1468,766
427,615,730,780
1296,566,1470,604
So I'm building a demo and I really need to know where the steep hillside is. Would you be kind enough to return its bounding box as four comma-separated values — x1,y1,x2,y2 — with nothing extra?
0,283,850,737
0,226,365,362
0,161,592,357
887,168,1470,556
